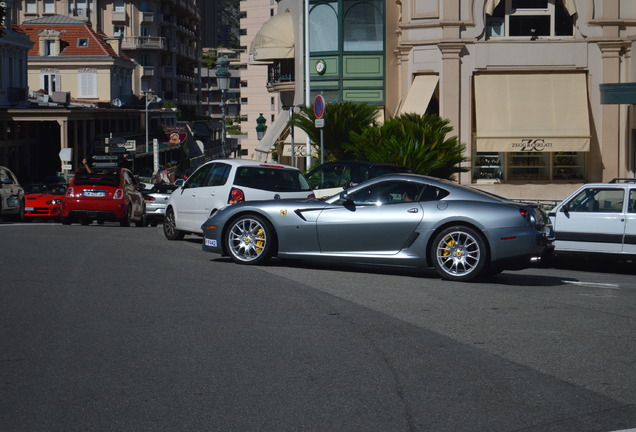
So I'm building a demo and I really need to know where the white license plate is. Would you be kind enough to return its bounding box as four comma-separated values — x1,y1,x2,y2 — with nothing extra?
204,238,217,247
84,191,105,197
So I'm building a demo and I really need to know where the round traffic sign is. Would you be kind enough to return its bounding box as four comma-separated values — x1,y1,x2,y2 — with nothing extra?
314,95,325,119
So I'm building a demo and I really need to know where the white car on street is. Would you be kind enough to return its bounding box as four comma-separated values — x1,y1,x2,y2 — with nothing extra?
163,159,315,240
548,178,636,256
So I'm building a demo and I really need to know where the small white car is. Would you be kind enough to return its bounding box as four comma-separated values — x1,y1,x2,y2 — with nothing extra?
163,159,315,240
548,178,636,256
0,166,25,221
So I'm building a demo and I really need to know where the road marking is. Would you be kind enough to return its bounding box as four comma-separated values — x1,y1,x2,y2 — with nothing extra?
562,280,620,290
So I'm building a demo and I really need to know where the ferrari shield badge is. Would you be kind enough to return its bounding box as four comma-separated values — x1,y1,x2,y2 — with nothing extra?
280,209,287,217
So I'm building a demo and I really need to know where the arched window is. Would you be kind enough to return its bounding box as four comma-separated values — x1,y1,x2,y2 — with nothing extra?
343,0,383,51
310,2,338,52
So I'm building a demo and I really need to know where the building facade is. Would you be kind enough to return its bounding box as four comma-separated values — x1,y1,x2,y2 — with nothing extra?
21,14,134,104
0,0,32,109
256,0,636,201
240,0,282,161
13,0,201,115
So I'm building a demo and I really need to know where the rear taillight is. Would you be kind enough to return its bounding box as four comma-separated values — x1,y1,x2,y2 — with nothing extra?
66,187,74,198
519,208,537,223
113,189,124,199
228,187,245,204
145,195,156,201
307,193,315,199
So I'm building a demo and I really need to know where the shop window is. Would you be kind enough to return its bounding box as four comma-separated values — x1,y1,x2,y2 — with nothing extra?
310,2,338,52
487,0,574,39
473,151,585,182
343,0,383,51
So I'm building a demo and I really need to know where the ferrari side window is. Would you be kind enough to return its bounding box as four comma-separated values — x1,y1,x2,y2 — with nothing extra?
350,181,424,205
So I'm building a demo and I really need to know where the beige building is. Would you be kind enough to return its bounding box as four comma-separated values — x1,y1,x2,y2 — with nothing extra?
21,15,134,104
240,0,285,161
13,0,201,114
255,0,636,201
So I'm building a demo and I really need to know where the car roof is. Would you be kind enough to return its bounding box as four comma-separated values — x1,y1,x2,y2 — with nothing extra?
326,173,511,203
311,160,408,168
203,158,300,170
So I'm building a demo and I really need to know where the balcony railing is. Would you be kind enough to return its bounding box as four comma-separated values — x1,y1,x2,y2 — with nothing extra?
112,11,126,22
121,36,166,51
268,59,295,84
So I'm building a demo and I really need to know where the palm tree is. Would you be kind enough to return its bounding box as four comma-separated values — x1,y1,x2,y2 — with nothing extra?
344,113,468,180
290,101,379,161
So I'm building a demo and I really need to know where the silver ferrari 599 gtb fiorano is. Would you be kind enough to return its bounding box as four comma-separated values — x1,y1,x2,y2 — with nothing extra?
201,174,554,282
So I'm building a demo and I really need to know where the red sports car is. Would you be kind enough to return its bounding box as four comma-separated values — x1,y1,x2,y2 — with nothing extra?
24,183,67,221
61,167,145,226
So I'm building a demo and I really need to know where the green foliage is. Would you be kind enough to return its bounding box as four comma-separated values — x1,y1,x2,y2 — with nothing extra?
290,102,379,161
201,54,216,69
344,113,469,180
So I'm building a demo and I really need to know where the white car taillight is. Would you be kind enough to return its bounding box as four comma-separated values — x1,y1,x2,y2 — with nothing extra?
113,189,124,199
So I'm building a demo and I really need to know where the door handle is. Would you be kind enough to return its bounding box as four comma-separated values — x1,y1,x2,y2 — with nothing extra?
408,208,419,213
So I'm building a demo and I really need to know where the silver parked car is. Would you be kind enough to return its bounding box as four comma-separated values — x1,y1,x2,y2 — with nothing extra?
201,174,554,282
143,183,179,227
164,159,315,240
0,166,25,221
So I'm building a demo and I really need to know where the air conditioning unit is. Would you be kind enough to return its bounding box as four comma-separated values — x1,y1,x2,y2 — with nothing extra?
50,91,70,104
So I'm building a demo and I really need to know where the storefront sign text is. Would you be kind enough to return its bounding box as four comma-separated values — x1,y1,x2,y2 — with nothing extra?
511,139,553,152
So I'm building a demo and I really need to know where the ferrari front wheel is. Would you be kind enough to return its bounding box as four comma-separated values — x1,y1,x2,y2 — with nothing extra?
225,215,274,265
432,226,487,282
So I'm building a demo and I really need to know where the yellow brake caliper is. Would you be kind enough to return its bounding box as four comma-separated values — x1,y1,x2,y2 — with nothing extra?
442,238,455,257
254,228,265,253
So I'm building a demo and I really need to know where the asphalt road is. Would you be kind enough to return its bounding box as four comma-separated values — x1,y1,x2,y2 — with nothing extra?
1,222,635,432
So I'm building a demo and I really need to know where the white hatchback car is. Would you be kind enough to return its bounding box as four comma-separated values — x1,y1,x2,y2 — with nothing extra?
163,159,315,240
548,178,636,256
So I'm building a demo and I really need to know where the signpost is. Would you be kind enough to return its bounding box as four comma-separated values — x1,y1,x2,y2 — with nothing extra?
314,95,325,165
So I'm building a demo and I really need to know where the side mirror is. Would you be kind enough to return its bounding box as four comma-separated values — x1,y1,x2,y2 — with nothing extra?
560,205,569,214
340,191,351,201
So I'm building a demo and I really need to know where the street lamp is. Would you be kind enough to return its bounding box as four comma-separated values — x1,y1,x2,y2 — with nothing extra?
215,56,230,157
256,113,268,161
144,90,161,175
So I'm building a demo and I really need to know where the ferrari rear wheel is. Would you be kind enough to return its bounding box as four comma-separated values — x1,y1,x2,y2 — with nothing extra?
432,226,487,282
225,215,274,265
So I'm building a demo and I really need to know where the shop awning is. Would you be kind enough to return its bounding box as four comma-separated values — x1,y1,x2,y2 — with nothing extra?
474,73,590,152
485,0,576,15
250,12,294,61
398,75,438,116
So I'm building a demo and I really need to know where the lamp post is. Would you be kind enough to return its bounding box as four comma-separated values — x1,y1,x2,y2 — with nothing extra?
215,56,230,157
256,113,267,160
144,90,161,173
